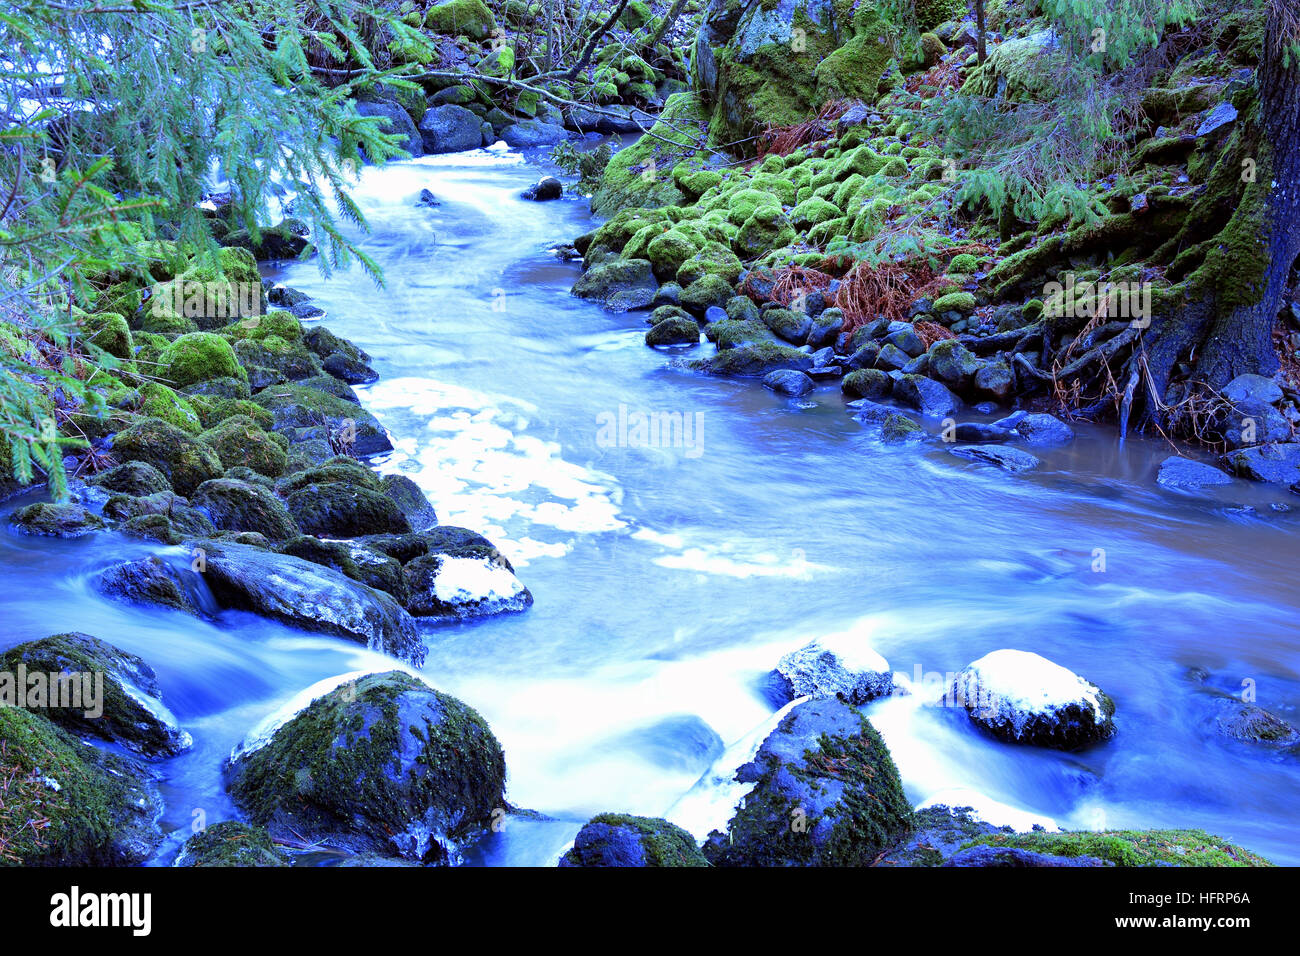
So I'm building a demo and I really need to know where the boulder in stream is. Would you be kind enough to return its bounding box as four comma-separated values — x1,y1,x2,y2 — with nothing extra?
951,649,1116,750
0,631,191,758
559,814,707,867
704,698,913,866
226,671,505,863
772,633,895,705
196,540,425,664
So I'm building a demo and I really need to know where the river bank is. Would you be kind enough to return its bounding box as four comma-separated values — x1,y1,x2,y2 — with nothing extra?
2,0,1298,869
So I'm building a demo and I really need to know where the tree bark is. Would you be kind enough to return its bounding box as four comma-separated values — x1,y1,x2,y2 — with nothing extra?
1191,6,1299,391
975,0,987,64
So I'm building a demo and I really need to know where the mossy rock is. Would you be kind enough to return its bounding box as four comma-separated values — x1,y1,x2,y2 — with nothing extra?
680,274,735,314
814,17,893,103
176,821,290,867
254,384,393,457
646,316,702,346
790,196,842,230
277,455,382,491
0,632,190,758
572,257,659,312
199,414,289,477
842,368,893,399
226,671,506,862
84,311,133,360
735,205,796,259
0,708,163,865
424,0,496,41
646,229,703,280
589,93,710,215
933,291,977,313
139,381,203,435
10,502,106,538
963,829,1271,867
193,478,299,540
88,460,173,496
284,481,411,538
689,342,815,378
111,416,224,495
103,491,217,537
560,814,707,867
378,474,438,532
704,698,913,866
157,331,245,389
707,317,780,349
676,245,743,287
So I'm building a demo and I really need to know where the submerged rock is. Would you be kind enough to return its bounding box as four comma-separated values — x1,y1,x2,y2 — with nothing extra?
772,633,895,705
559,814,707,867
0,632,191,758
950,444,1042,473
951,649,1116,750
704,698,913,866
0,708,163,865
226,671,505,863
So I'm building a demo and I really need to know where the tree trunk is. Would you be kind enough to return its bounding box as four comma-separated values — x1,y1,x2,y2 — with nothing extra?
975,0,987,64
1191,6,1300,391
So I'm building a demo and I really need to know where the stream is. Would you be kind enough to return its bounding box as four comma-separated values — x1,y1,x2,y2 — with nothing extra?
3,143,1299,866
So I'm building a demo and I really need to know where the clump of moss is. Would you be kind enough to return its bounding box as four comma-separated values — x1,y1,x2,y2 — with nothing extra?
0,708,162,865
965,829,1272,867
157,331,245,389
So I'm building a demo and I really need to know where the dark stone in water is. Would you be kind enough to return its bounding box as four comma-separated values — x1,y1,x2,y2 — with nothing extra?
522,177,563,201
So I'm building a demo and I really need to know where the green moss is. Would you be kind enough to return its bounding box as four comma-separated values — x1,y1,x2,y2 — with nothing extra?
138,381,202,435
0,708,159,865
965,829,1272,867
227,671,506,861
814,19,893,104
158,331,245,389
736,205,796,259
200,414,289,477
646,229,703,279
111,416,224,495
84,312,133,360
590,93,709,215
563,813,708,867
424,0,495,40
176,821,290,867
933,291,976,313
676,244,744,286
948,253,981,274
790,196,841,230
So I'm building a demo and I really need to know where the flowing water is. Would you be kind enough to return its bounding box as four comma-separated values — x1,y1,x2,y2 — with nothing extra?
3,144,1300,866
